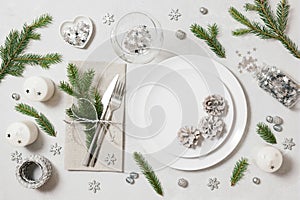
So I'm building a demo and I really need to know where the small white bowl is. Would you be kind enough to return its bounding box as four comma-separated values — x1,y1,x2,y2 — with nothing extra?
60,16,93,49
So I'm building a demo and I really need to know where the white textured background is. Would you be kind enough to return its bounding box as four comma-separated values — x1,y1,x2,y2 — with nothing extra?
0,0,299,199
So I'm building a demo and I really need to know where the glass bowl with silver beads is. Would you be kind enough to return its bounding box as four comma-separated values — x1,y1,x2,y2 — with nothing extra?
110,12,164,63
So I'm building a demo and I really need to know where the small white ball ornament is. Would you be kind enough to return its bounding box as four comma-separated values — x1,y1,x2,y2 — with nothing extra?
256,146,283,173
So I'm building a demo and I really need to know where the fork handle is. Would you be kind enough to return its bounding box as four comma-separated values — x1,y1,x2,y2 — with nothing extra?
89,111,113,167
82,123,103,166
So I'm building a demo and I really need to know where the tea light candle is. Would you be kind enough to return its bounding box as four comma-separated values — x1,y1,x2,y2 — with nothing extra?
23,76,55,102
256,146,283,173
6,121,39,147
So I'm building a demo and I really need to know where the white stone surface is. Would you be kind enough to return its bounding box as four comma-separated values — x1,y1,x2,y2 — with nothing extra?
0,0,299,200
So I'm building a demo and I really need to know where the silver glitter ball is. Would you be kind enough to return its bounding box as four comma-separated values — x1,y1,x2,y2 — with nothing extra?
175,30,186,40
12,93,20,101
266,116,273,123
273,116,283,125
129,172,139,179
178,178,188,188
273,124,283,132
199,7,208,15
126,177,134,184
252,177,261,185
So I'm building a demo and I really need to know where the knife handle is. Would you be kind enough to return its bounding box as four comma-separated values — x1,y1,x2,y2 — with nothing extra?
82,124,102,166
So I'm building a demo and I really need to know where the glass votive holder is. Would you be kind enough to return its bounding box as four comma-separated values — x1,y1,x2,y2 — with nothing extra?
111,12,164,63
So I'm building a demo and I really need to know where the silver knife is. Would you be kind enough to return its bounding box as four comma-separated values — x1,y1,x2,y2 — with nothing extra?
82,74,119,166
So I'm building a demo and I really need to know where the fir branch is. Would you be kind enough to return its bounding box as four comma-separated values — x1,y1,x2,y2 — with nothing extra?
229,0,300,59
133,152,163,196
230,157,249,186
190,23,226,58
15,103,56,137
0,14,62,83
59,63,103,148
256,122,277,144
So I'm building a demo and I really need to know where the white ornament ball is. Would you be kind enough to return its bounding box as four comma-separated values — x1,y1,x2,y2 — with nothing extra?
23,76,55,102
6,121,39,147
256,146,283,173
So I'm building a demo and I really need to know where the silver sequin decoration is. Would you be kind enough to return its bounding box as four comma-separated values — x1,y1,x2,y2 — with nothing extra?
252,177,261,185
255,66,299,108
178,178,188,188
266,116,273,123
122,25,152,55
273,124,283,132
126,177,134,184
273,116,283,125
175,30,186,40
129,172,139,179
199,7,208,15
12,93,20,101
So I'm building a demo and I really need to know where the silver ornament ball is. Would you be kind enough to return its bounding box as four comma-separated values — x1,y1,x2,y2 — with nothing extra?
199,7,208,15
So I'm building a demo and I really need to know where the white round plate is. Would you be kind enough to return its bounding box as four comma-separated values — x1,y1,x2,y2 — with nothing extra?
164,55,248,170
126,60,234,159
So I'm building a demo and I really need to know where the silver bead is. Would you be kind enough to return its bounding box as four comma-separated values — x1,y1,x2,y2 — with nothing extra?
273,124,283,132
273,116,283,125
12,93,20,100
175,30,186,40
126,177,134,184
178,178,188,188
252,177,261,185
266,116,273,123
199,7,208,15
129,172,139,179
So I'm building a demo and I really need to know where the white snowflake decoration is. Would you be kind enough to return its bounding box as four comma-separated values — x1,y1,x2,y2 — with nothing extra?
102,13,115,25
11,151,22,163
105,153,117,165
50,143,62,156
282,138,295,150
207,178,220,191
169,9,181,21
88,180,101,193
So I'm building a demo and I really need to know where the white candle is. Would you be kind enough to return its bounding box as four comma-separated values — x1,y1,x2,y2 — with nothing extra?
6,121,39,147
23,76,55,102
256,146,283,173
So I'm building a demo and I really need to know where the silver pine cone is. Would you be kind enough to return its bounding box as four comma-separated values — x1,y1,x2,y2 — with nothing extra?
203,95,226,116
178,126,202,148
199,116,224,139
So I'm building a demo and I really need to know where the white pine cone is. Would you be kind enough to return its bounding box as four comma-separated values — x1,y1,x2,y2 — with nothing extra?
178,126,202,148
199,116,224,139
203,95,226,116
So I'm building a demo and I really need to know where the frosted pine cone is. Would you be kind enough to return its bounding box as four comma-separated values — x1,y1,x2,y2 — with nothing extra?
178,126,202,148
203,95,226,116
199,116,224,139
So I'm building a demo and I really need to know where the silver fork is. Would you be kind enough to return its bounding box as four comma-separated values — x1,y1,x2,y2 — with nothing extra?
89,81,125,167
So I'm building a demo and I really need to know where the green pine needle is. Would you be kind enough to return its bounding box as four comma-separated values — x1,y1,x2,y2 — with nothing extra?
229,0,300,59
133,152,164,196
0,14,62,83
15,103,56,137
256,122,277,144
59,63,103,148
230,157,249,186
190,23,226,58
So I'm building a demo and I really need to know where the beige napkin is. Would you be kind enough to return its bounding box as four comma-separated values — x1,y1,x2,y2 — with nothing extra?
64,61,126,172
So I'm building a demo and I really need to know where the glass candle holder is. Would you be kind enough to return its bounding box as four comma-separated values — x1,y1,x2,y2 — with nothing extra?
111,12,164,63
